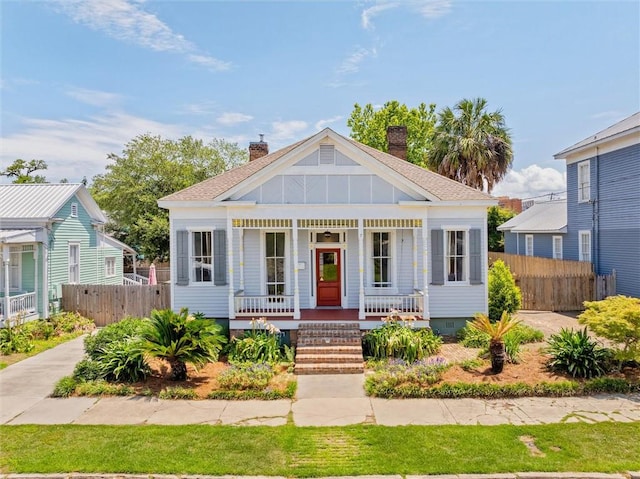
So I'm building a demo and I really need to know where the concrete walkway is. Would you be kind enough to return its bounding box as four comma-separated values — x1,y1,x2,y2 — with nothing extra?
1,313,639,427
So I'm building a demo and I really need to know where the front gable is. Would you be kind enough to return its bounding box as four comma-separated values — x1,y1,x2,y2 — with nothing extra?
229,132,429,204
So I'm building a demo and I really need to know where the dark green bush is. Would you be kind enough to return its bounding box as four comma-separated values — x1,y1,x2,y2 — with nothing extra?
84,317,147,360
546,327,611,378
98,337,150,382
488,260,522,321
73,358,105,382
52,376,77,397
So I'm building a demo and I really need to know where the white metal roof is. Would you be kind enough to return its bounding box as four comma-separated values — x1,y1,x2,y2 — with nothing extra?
0,184,106,222
498,200,567,234
554,112,640,159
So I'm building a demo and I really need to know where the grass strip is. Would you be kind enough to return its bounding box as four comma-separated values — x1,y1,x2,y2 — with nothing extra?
1,422,639,476
0,333,83,369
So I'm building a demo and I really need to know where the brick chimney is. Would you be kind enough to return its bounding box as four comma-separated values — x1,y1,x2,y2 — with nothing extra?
249,134,269,161
386,125,407,160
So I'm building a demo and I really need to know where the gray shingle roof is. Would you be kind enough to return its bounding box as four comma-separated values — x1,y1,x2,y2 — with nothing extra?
554,112,640,159
160,129,493,203
498,200,567,233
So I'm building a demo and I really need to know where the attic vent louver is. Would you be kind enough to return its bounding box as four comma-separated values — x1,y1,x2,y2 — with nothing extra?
319,144,335,165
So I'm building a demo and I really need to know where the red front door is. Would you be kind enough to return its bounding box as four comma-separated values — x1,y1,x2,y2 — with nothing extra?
316,249,341,306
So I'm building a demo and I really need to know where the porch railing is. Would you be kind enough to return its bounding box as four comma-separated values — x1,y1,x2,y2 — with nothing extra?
0,291,37,321
234,291,295,316
123,273,149,285
364,290,423,316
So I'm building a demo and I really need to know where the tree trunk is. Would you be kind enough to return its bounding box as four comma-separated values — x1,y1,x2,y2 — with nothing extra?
169,359,188,381
489,340,506,373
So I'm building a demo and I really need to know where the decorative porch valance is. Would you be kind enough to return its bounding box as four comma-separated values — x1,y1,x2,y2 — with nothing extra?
297,219,358,229
364,219,423,228
232,219,292,228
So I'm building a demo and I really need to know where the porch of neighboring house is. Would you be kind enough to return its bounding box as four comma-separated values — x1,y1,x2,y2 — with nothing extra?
1,239,40,325
227,218,429,322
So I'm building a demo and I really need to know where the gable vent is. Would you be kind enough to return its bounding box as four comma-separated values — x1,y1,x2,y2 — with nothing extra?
319,145,335,165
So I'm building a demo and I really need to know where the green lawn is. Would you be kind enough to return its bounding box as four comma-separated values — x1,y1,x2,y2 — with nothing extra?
1,423,639,476
0,333,83,369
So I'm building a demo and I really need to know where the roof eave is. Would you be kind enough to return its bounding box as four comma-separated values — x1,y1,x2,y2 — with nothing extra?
554,125,640,159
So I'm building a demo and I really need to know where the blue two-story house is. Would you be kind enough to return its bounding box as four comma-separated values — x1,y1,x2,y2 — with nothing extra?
554,112,640,298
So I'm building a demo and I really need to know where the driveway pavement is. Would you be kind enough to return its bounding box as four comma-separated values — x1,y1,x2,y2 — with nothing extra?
1,312,639,427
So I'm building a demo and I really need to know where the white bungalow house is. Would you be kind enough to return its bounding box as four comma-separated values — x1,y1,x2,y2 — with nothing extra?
158,127,496,336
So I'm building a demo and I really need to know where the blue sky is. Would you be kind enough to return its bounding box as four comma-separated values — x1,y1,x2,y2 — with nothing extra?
1,0,638,199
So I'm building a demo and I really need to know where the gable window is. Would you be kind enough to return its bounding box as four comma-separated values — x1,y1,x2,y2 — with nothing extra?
578,161,590,203
71,202,78,218
192,231,212,282
371,232,392,287
105,257,116,277
69,243,80,283
525,235,534,256
265,232,286,295
553,236,563,260
579,230,591,262
446,230,467,282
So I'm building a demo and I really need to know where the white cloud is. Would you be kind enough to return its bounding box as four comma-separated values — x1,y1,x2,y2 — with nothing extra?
179,101,218,115
315,115,344,131
492,165,566,200
336,46,377,75
217,112,254,126
66,87,122,107
589,110,623,120
360,0,452,29
270,120,308,141
54,0,231,71
0,112,185,183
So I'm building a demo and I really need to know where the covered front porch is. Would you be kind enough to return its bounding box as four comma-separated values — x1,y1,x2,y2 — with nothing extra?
226,217,430,322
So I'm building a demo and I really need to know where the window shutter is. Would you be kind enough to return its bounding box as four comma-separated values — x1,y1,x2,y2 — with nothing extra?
176,230,189,286
214,229,227,286
430,229,444,285
469,228,482,284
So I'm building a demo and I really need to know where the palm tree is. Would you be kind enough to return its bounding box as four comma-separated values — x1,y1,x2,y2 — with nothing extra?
428,98,513,193
143,308,226,381
470,311,520,373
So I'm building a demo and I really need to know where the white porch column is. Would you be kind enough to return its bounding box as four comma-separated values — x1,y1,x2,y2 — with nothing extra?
3,245,10,321
238,228,245,291
227,216,236,319
412,229,418,290
421,218,430,319
33,246,39,317
43,239,49,318
358,219,365,320
292,221,300,320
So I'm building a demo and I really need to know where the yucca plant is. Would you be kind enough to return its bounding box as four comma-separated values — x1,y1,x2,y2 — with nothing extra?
470,311,520,373
546,327,611,378
143,308,226,381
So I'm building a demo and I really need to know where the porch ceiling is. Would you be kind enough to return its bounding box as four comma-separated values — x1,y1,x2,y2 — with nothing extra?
0,229,39,244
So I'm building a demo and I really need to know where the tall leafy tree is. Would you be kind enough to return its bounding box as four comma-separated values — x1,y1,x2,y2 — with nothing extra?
91,134,247,261
487,206,516,252
1,159,48,183
428,98,513,193
347,101,437,166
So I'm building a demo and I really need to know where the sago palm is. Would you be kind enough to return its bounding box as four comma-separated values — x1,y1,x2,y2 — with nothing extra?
470,311,520,373
428,98,513,193
143,308,226,381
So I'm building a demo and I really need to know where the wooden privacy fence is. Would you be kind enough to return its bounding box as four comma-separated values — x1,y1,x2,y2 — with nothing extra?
61,284,171,327
489,252,593,276
516,274,594,311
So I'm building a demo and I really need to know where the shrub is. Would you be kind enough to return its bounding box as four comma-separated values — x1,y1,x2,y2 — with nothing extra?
48,311,94,335
458,321,541,364
84,317,147,360
578,295,640,363
363,315,442,362
99,337,150,382
218,363,274,390
546,328,611,378
52,376,77,397
21,320,55,340
228,318,287,363
488,260,521,321
73,358,105,382
143,308,226,381
0,321,34,354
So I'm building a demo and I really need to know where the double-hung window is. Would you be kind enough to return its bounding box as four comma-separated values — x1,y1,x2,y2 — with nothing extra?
192,231,212,282
525,235,534,256
69,243,80,283
579,230,591,262
371,232,391,287
446,230,467,282
553,236,563,260
105,257,116,277
578,161,590,202
265,232,286,295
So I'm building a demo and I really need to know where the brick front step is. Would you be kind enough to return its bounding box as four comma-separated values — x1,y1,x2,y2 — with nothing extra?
295,353,365,364
297,336,362,346
299,322,360,330
294,363,364,375
296,345,363,355
298,329,362,338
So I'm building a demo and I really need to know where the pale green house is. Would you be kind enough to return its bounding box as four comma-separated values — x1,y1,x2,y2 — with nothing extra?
0,184,137,324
